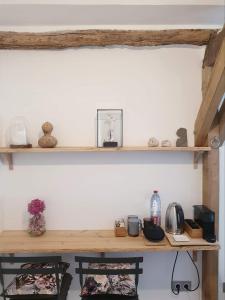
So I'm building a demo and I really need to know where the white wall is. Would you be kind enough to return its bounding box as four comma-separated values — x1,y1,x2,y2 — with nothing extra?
0,42,204,299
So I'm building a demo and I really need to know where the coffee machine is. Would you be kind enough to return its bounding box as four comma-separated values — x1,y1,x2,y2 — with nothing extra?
193,205,216,243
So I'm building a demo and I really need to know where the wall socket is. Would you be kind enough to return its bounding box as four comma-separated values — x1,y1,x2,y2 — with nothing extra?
172,281,192,292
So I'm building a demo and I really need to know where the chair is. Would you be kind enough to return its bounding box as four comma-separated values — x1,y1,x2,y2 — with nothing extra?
0,256,72,300
75,256,143,300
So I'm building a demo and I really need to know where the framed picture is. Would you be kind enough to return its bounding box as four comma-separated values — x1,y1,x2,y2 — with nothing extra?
97,109,123,148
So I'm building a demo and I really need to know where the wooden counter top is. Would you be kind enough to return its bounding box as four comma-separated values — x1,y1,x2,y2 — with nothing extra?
0,230,219,254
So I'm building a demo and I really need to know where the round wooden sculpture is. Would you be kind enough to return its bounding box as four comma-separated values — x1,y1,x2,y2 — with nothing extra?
38,122,57,148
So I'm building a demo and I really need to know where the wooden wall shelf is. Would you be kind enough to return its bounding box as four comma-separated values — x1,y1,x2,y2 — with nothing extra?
0,230,219,254
0,146,210,153
0,146,210,170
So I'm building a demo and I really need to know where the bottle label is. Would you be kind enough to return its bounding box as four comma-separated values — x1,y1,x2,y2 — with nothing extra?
151,216,161,226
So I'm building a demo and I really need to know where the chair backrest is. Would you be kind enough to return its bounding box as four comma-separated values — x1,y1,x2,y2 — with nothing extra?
75,256,143,293
0,256,63,300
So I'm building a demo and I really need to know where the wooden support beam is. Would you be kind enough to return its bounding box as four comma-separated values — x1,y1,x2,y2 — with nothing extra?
202,66,213,100
219,98,225,145
202,251,218,300
203,26,225,68
195,39,225,146
193,151,204,169
0,153,13,170
0,29,216,49
202,116,219,300
5,154,13,170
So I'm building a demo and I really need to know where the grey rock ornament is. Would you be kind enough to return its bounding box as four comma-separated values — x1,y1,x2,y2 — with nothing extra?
148,137,159,147
210,136,220,149
38,122,58,148
176,127,188,147
161,140,172,147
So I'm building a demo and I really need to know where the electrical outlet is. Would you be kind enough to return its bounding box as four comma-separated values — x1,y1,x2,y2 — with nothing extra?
172,281,192,292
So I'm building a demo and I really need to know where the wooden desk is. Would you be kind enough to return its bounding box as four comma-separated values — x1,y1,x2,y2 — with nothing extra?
0,230,219,254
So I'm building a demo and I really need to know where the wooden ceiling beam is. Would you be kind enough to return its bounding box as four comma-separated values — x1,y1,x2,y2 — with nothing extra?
0,29,216,49
195,39,225,146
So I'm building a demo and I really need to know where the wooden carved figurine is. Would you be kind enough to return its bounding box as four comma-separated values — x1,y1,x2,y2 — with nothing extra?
38,122,57,148
176,128,188,147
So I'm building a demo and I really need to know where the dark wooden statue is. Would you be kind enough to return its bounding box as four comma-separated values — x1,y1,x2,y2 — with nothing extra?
176,128,188,147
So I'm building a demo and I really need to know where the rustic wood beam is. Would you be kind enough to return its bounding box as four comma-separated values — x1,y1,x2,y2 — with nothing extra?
0,29,216,49
195,39,225,146
203,25,225,68
219,98,225,145
202,121,219,300
202,66,213,100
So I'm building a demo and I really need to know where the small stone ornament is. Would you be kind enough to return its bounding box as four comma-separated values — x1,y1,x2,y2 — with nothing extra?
148,137,159,147
210,136,220,149
176,127,188,147
161,140,172,147
38,122,57,148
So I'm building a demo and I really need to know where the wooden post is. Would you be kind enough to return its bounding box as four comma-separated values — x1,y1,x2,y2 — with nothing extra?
200,29,223,297
202,121,219,300
195,39,225,146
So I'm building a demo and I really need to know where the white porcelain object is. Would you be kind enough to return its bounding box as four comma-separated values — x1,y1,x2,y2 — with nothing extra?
161,139,172,147
148,137,159,147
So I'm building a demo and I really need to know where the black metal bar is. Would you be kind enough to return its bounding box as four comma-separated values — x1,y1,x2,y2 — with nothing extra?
75,268,143,275
78,261,83,288
0,262,6,300
135,262,139,289
0,267,64,275
0,256,62,263
0,295,57,299
55,262,60,300
75,256,143,263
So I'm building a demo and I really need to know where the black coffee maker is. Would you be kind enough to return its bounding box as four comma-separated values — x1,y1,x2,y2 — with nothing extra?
193,205,216,243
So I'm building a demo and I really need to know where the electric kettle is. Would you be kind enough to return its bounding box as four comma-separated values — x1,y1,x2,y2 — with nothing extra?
165,202,184,234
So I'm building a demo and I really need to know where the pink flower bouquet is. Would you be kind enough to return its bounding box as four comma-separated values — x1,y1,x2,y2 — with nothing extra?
28,199,45,215
28,199,46,236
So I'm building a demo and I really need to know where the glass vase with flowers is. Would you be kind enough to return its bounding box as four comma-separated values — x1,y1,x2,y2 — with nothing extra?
28,199,46,236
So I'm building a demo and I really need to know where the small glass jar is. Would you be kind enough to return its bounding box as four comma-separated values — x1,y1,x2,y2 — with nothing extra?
28,213,46,237
27,199,46,237
8,116,31,148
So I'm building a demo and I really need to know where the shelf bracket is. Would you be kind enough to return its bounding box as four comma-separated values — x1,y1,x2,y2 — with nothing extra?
193,151,204,169
1,153,14,170
192,251,198,262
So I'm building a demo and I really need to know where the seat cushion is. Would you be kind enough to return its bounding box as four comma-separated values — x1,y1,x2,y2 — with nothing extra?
5,262,69,297
5,272,72,300
81,263,136,297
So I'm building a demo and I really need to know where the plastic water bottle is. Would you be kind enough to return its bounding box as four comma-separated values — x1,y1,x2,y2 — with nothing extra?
150,190,161,226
